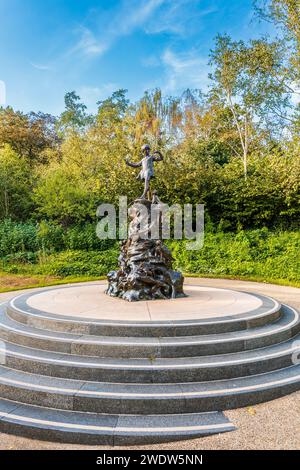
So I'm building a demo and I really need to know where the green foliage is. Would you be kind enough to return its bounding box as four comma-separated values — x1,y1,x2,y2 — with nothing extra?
209,152,300,230
33,162,100,225
63,225,115,251
37,221,64,251
255,0,300,77
97,89,129,124
58,91,92,132
168,229,300,282
1,230,298,284
0,219,115,257
29,249,118,277
0,14,299,249
0,220,38,256
0,145,33,220
0,108,59,161
209,33,293,179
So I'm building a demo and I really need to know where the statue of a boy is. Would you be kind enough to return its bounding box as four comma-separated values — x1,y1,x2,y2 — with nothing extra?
126,144,163,200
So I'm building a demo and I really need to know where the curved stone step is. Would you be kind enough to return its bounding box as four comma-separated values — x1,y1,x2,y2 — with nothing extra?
0,364,299,415
0,398,235,445
1,333,299,383
1,283,298,446
0,305,299,358
7,289,281,337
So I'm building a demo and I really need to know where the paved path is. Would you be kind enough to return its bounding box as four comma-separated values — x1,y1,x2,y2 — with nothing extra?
0,278,299,450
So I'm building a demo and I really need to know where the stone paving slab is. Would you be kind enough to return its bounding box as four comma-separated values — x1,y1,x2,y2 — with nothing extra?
25,284,264,321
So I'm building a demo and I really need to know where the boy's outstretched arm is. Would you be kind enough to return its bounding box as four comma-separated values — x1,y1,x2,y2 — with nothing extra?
153,150,164,162
125,157,142,168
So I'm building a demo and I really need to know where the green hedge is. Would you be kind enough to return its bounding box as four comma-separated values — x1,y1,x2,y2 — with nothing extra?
1,228,299,284
0,219,115,256
168,229,299,282
0,220,39,256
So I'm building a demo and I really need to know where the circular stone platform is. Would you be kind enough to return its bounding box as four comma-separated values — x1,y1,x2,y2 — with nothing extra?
25,282,266,322
0,279,299,445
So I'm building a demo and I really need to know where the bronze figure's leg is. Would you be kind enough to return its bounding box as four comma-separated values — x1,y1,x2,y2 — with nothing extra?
141,177,150,199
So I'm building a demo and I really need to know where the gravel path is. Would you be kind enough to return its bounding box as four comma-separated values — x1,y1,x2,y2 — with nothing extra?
0,278,299,450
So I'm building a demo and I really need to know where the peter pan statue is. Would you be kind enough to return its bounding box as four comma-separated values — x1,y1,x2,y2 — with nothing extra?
125,144,163,200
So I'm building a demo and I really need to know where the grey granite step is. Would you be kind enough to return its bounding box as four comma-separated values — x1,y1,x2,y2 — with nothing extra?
0,333,299,383
0,398,235,445
7,289,281,337
0,364,299,414
0,304,299,358
1,285,298,446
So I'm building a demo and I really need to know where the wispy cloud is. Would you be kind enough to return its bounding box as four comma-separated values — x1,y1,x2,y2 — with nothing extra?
161,48,210,93
141,54,161,68
71,0,165,58
69,0,216,59
114,0,165,35
70,26,108,58
30,62,52,71
145,0,218,36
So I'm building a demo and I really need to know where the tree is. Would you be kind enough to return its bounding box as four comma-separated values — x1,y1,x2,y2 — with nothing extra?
97,89,129,124
58,91,92,133
132,89,168,148
0,144,33,219
33,161,99,225
254,1,300,137
255,0,300,77
0,108,59,161
209,34,291,178
131,88,200,148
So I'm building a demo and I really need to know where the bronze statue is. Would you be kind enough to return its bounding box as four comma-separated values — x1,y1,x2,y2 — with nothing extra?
106,144,185,302
126,144,163,200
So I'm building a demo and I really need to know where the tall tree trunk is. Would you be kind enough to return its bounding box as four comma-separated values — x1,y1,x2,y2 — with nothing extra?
227,93,248,180
243,149,248,180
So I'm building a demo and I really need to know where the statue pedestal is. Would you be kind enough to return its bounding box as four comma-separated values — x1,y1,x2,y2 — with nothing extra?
106,198,185,302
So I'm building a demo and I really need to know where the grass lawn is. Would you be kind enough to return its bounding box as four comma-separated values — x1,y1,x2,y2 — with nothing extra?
0,270,299,294
0,271,103,293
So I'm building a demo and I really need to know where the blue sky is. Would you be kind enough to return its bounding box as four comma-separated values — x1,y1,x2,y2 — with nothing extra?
0,0,274,115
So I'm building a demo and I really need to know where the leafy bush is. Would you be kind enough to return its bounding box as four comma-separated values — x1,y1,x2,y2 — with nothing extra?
37,221,65,252
168,229,300,282
36,249,118,277
0,219,114,257
63,225,115,251
2,251,38,264
1,229,298,284
0,219,38,256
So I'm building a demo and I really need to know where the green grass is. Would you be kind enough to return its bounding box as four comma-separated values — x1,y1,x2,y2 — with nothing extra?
0,271,107,293
183,272,300,288
0,271,298,295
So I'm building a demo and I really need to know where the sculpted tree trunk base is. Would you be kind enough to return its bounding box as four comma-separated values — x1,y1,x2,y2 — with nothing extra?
106,198,185,302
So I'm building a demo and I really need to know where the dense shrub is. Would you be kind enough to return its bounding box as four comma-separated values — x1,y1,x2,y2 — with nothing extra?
36,249,118,277
1,228,298,284
0,219,116,257
63,225,115,251
0,220,38,256
168,229,300,282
